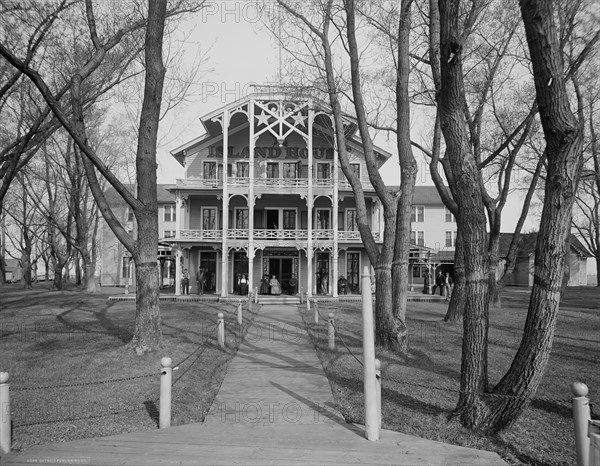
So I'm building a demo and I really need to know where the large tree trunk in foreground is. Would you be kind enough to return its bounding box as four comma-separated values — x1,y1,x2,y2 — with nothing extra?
471,0,584,433
127,0,167,353
438,0,490,427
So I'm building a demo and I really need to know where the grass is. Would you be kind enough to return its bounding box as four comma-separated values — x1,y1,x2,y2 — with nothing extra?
302,286,600,466
0,284,257,452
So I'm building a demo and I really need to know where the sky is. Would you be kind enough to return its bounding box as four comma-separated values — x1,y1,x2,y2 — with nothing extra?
150,2,596,275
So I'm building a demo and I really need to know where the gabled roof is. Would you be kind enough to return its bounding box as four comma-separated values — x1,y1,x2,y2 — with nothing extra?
170,85,392,166
104,184,176,205
498,232,592,258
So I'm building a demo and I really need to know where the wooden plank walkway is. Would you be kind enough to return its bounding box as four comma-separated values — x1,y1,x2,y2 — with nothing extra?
3,304,508,465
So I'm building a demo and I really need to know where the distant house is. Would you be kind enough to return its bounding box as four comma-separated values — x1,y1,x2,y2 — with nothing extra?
498,232,591,287
4,258,21,283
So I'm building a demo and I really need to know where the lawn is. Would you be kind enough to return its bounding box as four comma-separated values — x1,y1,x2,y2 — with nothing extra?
0,284,256,452
303,286,600,466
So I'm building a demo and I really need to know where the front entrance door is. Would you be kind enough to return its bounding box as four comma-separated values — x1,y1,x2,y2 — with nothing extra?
200,252,217,293
268,258,294,294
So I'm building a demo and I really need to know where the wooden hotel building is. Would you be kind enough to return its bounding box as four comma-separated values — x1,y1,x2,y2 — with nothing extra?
167,86,391,298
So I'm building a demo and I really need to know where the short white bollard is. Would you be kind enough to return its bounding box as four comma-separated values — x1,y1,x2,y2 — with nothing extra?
328,313,335,350
299,287,304,303
0,372,10,454
217,312,225,349
124,283,129,294
159,357,172,429
237,301,243,325
254,287,258,304
375,359,382,429
572,382,591,466
314,300,319,324
362,266,379,441
306,296,311,311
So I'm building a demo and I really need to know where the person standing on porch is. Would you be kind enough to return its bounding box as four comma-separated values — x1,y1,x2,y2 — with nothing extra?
181,268,190,295
196,267,205,295
269,275,281,295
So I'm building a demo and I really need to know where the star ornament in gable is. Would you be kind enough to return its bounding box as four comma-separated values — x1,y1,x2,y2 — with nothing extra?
291,112,306,127
256,111,271,127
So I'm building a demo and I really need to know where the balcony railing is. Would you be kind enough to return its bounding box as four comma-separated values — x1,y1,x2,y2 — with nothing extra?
177,229,380,242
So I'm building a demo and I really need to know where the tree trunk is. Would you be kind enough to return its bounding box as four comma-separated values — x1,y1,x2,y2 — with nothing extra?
127,0,167,353
438,0,490,427
472,0,584,433
444,227,465,322
391,0,417,353
52,260,64,291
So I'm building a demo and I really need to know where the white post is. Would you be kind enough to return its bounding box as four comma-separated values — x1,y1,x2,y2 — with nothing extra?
314,299,319,324
328,313,335,350
572,382,590,466
0,372,10,454
237,301,243,325
362,265,379,441
590,420,600,466
375,358,382,429
159,357,172,429
306,296,311,311
217,312,225,349
254,286,258,304
299,286,304,303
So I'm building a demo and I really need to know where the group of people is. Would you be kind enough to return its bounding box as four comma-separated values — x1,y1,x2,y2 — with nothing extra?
259,274,297,295
180,267,207,295
423,270,453,301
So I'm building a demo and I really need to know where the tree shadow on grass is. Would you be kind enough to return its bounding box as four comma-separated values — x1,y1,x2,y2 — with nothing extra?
56,301,133,343
143,400,159,427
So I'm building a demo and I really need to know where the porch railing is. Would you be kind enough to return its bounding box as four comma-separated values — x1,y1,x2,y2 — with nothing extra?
177,229,380,242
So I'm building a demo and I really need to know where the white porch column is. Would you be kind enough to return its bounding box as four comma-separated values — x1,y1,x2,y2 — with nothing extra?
332,143,339,297
306,107,314,297
175,192,182,239
175,245,182,295
221,110,230,297
248,100,255,293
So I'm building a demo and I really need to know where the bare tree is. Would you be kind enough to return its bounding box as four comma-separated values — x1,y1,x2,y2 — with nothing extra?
0,0,204,352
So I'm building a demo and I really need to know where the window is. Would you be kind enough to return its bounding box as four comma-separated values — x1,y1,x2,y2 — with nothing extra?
346,209,358,231
283,162,299,179
283,209,296,230
316,209,330,229
236,162,249,178
411,205,424,223
126,207,134,223
410,231,424,246
202,208,217,230
445,231,457,247
266,162,279,179
164,205,176,223
445,207,455,223
235,208,248,229
163,230,175,238
316,163,331,179
203,161,217,179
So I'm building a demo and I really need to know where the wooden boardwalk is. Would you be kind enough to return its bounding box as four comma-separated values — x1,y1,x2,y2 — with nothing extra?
3,304,507,465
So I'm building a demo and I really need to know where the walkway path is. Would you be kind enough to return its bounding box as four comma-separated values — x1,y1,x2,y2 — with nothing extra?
3,304,507,465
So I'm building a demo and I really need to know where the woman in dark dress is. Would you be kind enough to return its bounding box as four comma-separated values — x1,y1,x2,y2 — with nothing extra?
259,274,270,294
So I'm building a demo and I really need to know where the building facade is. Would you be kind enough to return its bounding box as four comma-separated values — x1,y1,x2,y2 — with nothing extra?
100,185,177,287
166,86,392,297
